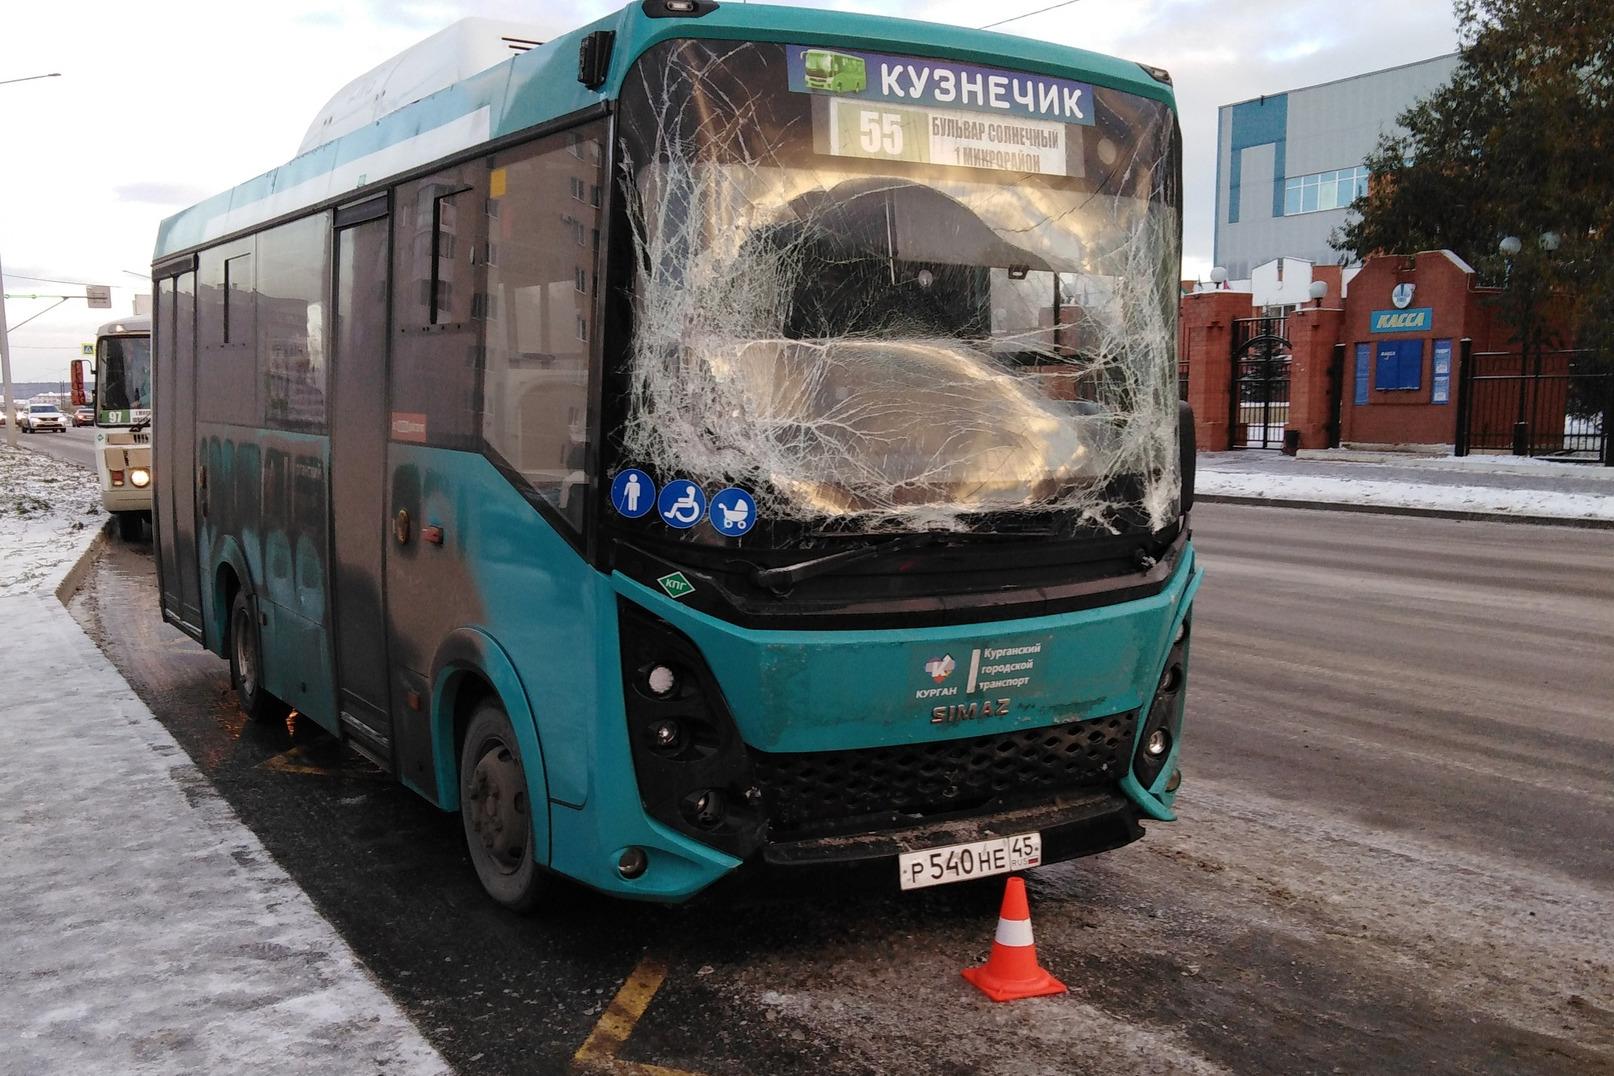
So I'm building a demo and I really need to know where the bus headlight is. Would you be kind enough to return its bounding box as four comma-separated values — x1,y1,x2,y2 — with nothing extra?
128,467,151,489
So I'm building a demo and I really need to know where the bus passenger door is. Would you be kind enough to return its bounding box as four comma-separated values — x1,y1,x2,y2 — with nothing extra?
328,208,394,758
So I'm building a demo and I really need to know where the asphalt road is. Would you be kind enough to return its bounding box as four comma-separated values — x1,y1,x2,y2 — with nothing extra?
13,424,98,468
68,504,1614,1075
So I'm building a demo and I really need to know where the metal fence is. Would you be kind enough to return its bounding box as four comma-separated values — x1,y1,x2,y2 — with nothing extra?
1230,317,1291,450
1456,345,1613,463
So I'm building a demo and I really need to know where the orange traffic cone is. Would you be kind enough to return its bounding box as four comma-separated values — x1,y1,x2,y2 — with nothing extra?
961,875,1067,1002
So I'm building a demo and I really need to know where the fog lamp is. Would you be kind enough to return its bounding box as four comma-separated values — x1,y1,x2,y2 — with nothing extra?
1175,620,1188,645
648,718,681,751
1159,664,1183,694
645,663,678,698
129,467,151,489
686,789,724,828
617,846,648,879
1145,729,1170,758
1165,769,1182,793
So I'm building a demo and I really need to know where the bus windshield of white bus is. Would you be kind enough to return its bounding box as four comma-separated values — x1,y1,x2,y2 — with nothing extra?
615,39,1182,536
98,335,152,425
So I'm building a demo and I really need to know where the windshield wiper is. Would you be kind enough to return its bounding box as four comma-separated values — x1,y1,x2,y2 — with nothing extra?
749,527,1059,593
750,532,950,593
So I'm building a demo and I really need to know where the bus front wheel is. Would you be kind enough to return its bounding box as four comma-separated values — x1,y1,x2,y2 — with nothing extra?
229,590,291,726
459,702,547,911
115,512,143,541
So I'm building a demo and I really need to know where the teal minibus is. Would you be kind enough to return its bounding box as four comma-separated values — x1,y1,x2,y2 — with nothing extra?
151,0,1199,909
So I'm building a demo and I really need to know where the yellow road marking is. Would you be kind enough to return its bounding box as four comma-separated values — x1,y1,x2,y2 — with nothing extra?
573,953,703,1076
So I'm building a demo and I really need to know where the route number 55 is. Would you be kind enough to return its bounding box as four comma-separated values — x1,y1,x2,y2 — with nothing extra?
859,111,904,155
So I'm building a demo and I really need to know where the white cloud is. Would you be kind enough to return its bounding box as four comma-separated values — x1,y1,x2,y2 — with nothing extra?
1,0,1454,381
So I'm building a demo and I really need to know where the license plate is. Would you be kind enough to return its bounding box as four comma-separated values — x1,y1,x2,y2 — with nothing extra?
897,832,1041,891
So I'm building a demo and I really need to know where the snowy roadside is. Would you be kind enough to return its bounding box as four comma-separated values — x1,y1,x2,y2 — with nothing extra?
0,444,105,596
0,448,448,1073
1197,469,1614,522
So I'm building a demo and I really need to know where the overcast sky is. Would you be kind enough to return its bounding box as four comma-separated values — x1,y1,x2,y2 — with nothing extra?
0,0,1456,382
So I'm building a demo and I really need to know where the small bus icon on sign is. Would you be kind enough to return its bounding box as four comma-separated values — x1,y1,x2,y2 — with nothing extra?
804,49,868,93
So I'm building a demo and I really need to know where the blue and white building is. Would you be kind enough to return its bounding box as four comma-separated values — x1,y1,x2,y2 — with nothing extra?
1213,54,1458,280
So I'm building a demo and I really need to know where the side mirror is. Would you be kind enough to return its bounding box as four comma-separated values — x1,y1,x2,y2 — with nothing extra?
1178,400,1196,515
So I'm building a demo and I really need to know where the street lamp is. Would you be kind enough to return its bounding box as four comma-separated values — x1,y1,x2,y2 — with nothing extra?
1,71,65,449
1498,231,1561,455
1307,280,1328,309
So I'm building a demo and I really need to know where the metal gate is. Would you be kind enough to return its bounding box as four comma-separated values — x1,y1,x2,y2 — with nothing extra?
1231,317,1291,450
1456,346,1613,463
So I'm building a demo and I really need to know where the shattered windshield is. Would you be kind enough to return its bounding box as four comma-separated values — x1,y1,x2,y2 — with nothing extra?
98,335,152,424
614,39,1181,536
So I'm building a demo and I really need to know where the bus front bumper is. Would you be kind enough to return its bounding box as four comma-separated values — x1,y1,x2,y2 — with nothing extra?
761,789,1143,871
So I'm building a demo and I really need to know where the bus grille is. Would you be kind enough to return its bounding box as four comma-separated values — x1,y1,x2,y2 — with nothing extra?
749,712,1136,837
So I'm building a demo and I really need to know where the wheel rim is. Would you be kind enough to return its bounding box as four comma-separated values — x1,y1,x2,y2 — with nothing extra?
233,606,257,698
467,738,529,874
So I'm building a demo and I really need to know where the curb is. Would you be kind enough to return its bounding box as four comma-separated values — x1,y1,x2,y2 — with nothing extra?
52,519,113,605
1199,493,1614,530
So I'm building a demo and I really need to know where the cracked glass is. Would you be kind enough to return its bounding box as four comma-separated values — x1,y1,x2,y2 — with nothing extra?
614,39,1182,538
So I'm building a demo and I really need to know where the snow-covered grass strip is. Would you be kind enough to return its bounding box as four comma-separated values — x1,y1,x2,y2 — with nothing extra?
0,444,105,597
1198,469,1614,522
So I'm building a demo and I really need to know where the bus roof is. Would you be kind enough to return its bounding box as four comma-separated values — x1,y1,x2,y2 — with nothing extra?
153,1,1176,263
97,314,151,336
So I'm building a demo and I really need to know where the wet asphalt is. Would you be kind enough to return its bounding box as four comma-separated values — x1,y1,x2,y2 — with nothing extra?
67,503,1614,1076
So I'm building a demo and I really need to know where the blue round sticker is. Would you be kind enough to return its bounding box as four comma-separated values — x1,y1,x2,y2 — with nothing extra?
709,487,758,537
656,479,707,529
609,469,656,518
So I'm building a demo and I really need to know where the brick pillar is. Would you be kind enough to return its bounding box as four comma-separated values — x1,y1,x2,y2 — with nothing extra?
1180,290,1252,452
1286,305,1344,449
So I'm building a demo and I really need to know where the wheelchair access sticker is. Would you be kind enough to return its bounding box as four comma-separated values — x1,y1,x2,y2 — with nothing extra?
656,480,707,529
709,487,757,537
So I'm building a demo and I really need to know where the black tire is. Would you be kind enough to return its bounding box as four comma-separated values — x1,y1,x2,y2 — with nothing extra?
228,590,291,725
116,511,143,541
460,702,547,911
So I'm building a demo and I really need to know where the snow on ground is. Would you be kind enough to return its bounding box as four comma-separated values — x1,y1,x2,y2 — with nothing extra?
1198,468,1614,521
0,444,104,596
0,443,448,1073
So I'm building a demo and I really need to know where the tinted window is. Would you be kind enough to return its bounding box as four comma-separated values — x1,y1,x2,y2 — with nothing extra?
480,123,606,530
197,241,258,426
391,161,487,450
257,216,329,431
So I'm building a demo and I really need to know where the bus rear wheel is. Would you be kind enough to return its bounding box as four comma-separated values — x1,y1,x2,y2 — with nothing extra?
460,702,547,911
229,590,291,725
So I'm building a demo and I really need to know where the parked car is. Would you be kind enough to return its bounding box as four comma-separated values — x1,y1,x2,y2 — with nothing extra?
21,403,67,433
73,405,95,427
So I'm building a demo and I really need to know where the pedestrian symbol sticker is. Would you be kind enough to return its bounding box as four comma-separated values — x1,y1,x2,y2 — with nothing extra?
657,480,707,529
610,469,656,518
709,487,758,537
657,572,696,599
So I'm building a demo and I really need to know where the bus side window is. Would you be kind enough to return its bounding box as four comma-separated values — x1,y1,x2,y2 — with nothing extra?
256,215,329,432
198,242,259,427
391,164,488,451
479,122,607,531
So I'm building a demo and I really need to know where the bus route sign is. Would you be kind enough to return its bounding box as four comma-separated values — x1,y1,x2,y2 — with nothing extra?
787,45,1094,127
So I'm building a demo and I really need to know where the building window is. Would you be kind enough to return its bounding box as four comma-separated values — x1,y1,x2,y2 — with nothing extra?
1283,166,1370,216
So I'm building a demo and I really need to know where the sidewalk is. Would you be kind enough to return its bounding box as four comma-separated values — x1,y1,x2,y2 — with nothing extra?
1198,449,1614,526
0,445,446,1073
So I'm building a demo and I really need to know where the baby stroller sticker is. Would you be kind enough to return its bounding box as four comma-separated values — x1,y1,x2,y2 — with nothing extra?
709,487,758,537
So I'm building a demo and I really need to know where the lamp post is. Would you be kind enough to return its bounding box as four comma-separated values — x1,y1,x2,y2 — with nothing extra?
1498,232,1559,455
1,71,63,450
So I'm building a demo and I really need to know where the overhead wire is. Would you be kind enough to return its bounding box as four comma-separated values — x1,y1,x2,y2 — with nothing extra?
980,0,1084,30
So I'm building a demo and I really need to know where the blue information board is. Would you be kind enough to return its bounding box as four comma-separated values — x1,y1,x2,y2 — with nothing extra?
1431,339,1453,405
1375,339,1424,392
